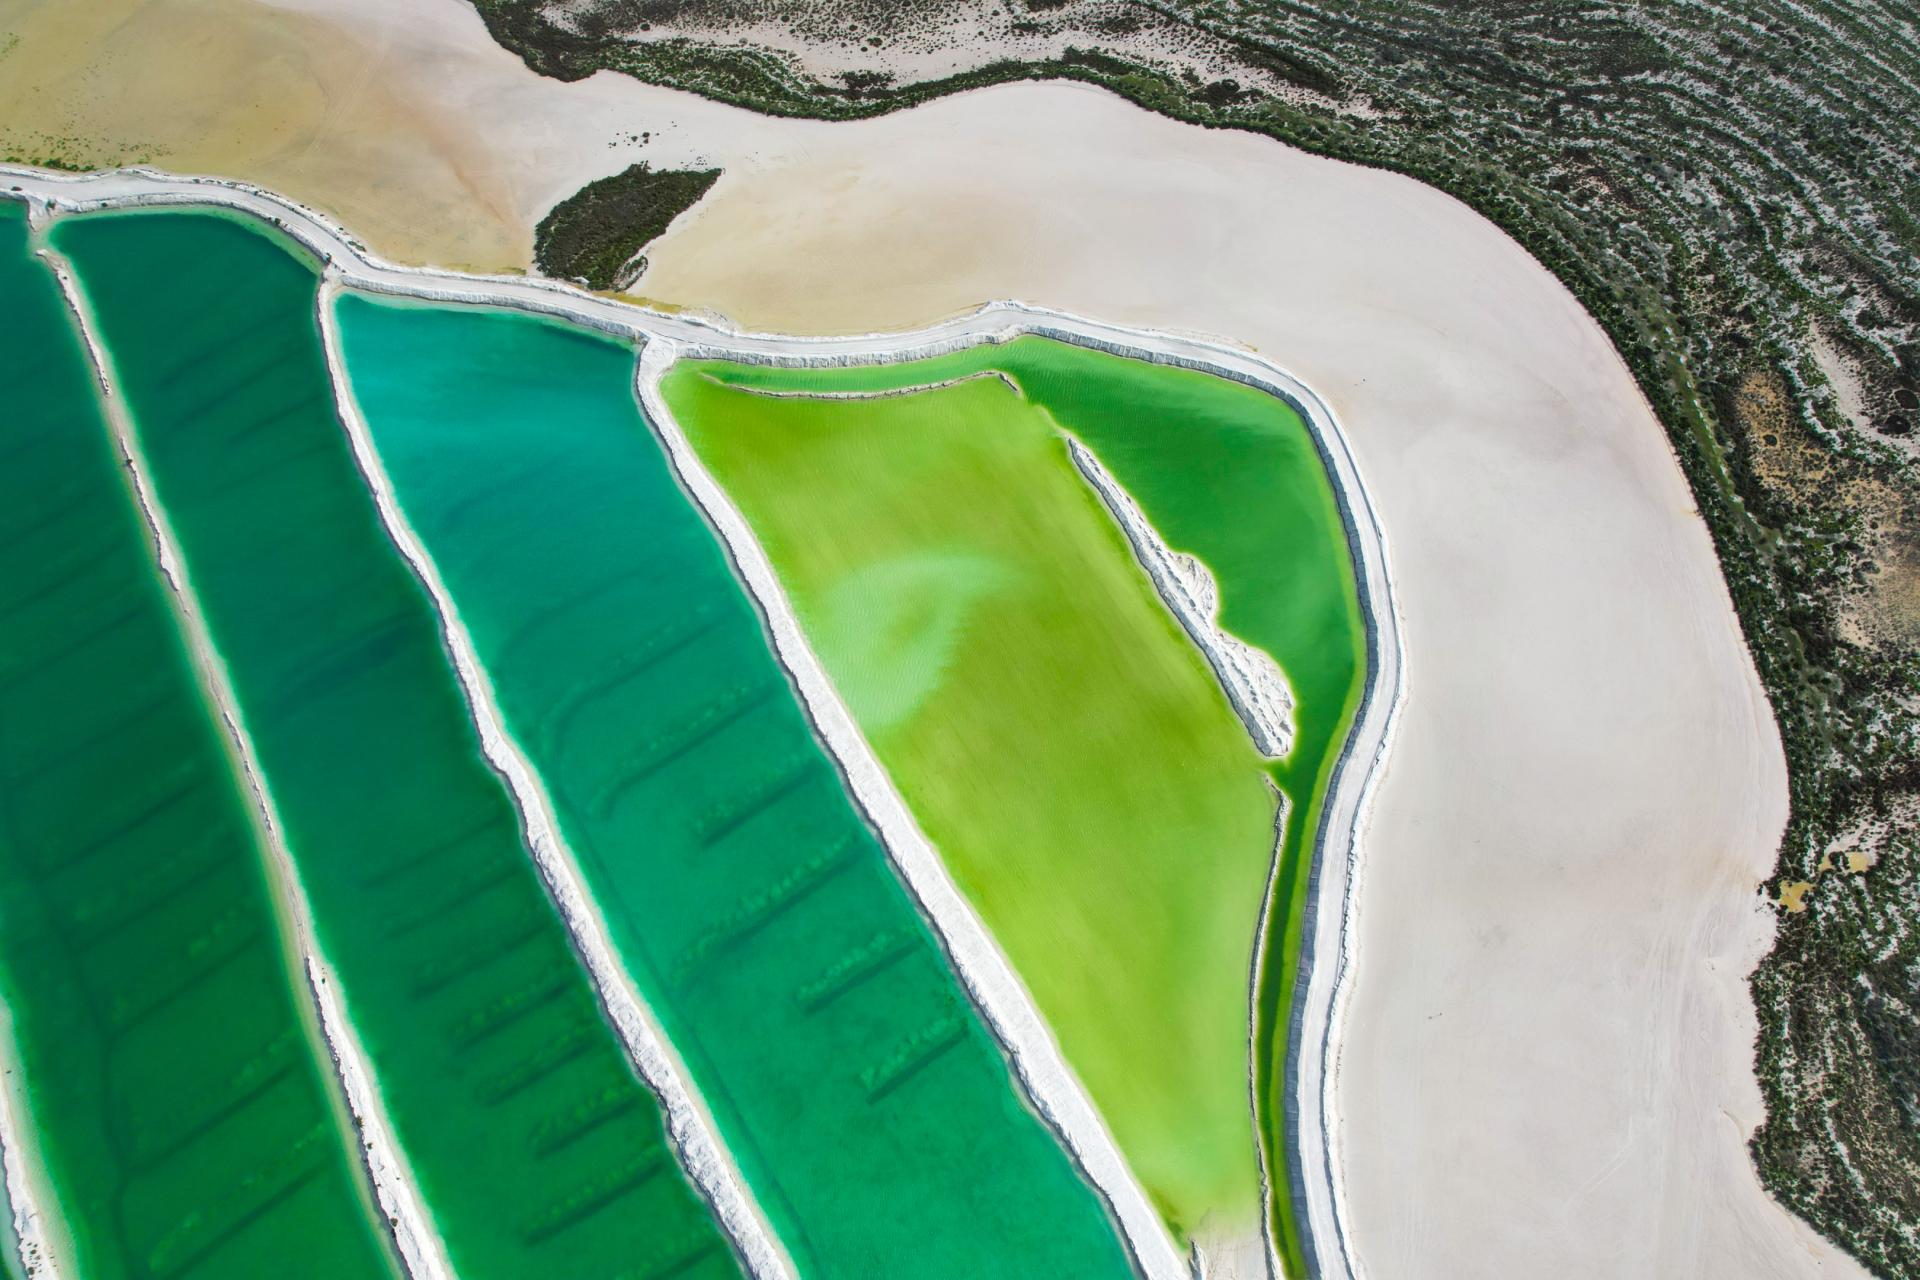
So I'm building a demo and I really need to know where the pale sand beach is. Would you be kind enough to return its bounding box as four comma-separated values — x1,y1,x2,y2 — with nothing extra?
0,0,1872,1275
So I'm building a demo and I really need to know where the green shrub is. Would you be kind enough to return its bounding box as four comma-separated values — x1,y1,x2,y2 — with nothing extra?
532,162,722,290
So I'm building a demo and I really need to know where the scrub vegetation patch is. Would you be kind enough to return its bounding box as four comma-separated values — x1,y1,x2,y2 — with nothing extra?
534,161,722,290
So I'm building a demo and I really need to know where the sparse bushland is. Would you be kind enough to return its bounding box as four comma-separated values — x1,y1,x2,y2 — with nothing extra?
534,161,722,290
472,0,1920,1271
0,126,152,174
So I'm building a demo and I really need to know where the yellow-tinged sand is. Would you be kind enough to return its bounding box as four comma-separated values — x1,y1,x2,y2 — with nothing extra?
0,0,530,270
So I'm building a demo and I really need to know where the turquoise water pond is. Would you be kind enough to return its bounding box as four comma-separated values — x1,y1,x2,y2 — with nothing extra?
333,292,1136,1280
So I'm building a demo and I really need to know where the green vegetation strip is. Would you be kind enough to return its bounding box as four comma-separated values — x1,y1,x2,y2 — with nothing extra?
332,294,1137,1279
535,163,722,291
51,208,743,1280
0,200,400,1280
666,337,1366,1271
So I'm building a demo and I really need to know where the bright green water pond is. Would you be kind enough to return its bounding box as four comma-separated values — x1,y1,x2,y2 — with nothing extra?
332,293,1135,1279
0,202,399,1279
670,342,1367,1275
51,209,741,1280
3,187,1348,1278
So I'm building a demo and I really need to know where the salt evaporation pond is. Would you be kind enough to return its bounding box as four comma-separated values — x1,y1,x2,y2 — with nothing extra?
332,293,1136,1279
0,202,400,1279
51,209,743,1280
669,344,1366,1273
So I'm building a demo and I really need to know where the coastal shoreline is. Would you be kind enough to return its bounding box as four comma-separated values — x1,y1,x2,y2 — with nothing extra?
0,164,1405,1280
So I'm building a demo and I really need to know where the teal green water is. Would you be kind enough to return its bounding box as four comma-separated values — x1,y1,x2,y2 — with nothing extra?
333,294,1136,1279
51,209,743,1280
690,341,1368,1275
0,203,399,1279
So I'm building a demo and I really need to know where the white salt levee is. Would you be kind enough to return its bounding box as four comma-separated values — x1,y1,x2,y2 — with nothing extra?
0,1019,63,1280
38,248,455,1280
4,161,1406,1278
304,957,451,1280
315,283,798,1280
1064,434,1296,758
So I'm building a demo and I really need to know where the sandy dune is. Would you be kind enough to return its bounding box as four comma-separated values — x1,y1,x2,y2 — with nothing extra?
0,0,1870,1274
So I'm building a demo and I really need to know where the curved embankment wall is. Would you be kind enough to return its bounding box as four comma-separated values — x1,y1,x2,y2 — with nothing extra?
0,164,1403,1280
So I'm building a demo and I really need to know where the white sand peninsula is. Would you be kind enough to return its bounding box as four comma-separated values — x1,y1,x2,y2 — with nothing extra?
0,0,1869,1275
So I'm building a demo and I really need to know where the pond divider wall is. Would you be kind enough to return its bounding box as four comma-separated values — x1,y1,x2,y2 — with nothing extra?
1062,433,1297,759
2,164,1406,1280
36,240,449,1280
315,280,798,1280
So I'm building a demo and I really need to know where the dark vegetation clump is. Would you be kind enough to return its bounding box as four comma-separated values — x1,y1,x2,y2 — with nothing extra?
837,68,896,98
532,161,722,290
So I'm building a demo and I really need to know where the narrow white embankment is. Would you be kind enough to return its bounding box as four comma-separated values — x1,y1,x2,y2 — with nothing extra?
1233,783,1291,1280
315,281,797,1280
1064,435,1295,758
0,1012,62,1280
39,245,455,1280
3,164,1406,1280
0,230,67,1263
699,368,1021,401
643,321,1403,1280
637,340,1189,1280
